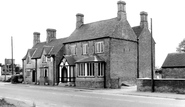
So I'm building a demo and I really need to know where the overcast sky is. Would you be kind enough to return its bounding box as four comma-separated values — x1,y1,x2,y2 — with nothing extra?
0,0,184,68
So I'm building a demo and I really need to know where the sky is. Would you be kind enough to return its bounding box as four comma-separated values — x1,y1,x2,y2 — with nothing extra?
0,0,184,68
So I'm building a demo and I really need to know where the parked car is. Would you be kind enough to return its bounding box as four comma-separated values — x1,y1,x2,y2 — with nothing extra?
11,74,23,84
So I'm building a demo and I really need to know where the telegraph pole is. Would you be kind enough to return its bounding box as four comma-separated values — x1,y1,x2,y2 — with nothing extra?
151,18,154,92
11,36,14,75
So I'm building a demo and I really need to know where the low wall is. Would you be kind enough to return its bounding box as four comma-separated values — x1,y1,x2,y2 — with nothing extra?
137,78,185,94
75,78,104,88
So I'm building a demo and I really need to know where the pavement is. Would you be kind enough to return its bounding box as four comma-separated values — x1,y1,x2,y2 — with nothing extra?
72,86,185,100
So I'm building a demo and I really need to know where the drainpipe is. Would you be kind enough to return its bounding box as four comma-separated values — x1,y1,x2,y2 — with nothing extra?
35,59,37,84
104,62,106,88
22,59,24,83
53,55,55,86
137,38,139,78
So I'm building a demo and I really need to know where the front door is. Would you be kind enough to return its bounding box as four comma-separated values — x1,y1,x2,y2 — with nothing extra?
32,70,36,82
62,67,67,83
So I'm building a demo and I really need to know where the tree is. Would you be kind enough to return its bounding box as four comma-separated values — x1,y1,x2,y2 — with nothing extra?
176,39,185,52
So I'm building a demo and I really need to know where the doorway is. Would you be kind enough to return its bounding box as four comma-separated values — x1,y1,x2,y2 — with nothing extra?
32,70,36,82
62,67,67,83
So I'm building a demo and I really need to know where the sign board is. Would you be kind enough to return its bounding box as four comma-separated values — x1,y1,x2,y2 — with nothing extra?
5,59,15,65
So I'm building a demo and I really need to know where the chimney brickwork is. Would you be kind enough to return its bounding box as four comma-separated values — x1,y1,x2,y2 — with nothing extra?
76,13,84,29
46,28,56,43
33,32,40,46
117,1,126,21
140,11,148,28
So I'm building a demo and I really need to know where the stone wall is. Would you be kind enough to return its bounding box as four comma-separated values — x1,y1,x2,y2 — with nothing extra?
137,78,185,94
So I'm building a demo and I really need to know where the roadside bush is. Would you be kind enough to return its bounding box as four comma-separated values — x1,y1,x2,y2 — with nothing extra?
11,74,23,84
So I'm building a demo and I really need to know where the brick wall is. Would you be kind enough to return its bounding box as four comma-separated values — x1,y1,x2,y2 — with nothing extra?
137,78,185,94
75,78,104,88
23,59,35,84
139,28,155,78
110,38,137,86
162,68,185,78
64,38,111,88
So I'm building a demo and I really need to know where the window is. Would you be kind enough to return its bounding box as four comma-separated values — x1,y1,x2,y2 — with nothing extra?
98,63,104,76
87,63,94,76
95,41,104,53
70,45,76,55
78,63,94,77
44,69,48,77
42,55,47,63
26,70,30,76
47,57,51,62
27,57,31,64
82,43,88,55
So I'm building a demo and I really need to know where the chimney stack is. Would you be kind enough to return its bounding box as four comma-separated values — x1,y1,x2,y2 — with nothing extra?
76,13,84,29
46,28,56,43
33,32,40,46
117,1,126,21
140,11,148,28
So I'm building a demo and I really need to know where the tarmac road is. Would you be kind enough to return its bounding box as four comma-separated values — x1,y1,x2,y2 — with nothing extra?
0,82,185,107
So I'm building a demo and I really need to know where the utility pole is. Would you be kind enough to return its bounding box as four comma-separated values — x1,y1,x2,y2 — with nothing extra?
11,36,14,75
4,59,7,81
151,18,154,92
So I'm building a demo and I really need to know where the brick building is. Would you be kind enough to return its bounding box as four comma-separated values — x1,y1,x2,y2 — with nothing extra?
22,1,155,88
161,53,185,78
22,29,66,85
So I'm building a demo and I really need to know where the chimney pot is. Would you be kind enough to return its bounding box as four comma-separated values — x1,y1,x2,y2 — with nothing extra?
46,28,56,43
33,32,40,46
140,11,148,28
117,1,126,21
76,13,84,29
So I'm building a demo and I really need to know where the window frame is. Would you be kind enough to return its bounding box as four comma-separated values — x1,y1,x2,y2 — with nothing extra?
70,44,77,55
78,63,95,77
98,63,104,77
82,43,88,55
42,55,47,63
95,41,104,53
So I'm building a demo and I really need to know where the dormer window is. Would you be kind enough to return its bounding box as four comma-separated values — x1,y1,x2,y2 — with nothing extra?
95,41,104,53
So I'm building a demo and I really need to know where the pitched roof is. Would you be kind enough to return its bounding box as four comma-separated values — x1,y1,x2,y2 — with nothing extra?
22,48,36,60
132,26,143,37
76,55,104,63
64,55,76,65
23,37,66,60
64,18,137,43
43,46,53,55
162,53,185,68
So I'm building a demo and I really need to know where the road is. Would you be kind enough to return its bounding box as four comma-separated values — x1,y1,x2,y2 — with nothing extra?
0,82,185,107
